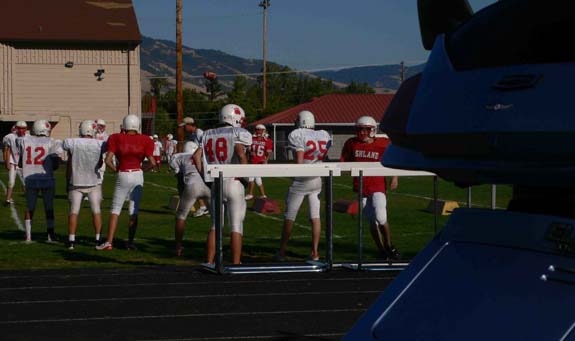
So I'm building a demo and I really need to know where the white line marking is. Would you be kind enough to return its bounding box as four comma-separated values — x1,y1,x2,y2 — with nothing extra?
0,179,24,231
0,276,395,291
253,212,343,239
0,308,365,325
139,332,345,341
560,321,575,341
147,181,178,192
0,290,381,305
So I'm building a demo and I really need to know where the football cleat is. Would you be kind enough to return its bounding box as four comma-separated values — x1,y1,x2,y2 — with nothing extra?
244,194,254,200
95,241,113,251
192,206,209,218
67,242,75,250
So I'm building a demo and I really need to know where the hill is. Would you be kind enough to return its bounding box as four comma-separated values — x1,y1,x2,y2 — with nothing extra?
140,35,425,93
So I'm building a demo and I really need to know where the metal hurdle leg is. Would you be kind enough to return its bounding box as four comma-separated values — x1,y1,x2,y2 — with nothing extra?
215,172,224,274
325,170,333,271
491,185,496,209
467,187,472,208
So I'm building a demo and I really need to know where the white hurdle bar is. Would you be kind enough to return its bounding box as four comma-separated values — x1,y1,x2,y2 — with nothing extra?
202,163,436,274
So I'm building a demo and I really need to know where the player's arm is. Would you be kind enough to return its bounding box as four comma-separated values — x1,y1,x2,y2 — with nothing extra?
295,150,304,164
192,147,203,177
143,154,156,172
3,145,10,170
390,176,399,190
66,151,72,185
235,143,248,165
105,152,117,172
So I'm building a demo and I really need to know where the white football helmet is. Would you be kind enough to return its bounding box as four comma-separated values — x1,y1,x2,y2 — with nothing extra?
355,115,378,141
33,120,51,137
183,141,199,154
122,114,140,132
96,119,106,126
153,134,159,139
220,104,246,128
16,121,27,129
167,134,173,140
296,110,315,129
79,120,97,137
254,124,266,136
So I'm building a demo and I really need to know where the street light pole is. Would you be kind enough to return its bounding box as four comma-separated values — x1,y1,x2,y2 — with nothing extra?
259,0,270,112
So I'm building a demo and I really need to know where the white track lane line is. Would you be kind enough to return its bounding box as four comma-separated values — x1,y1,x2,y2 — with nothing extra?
0,290,381,305
139,332,345,341
0,179,24,231
0,308,365,325
0,276,395,291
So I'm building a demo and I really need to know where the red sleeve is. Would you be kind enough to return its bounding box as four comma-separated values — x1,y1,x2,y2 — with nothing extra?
107,134,118,154
340,138,353,162
144,138,155,156
266,138,273,152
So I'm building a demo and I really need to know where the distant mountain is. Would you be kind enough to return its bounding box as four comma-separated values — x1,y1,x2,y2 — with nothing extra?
312,64,425,92
140,35,425,93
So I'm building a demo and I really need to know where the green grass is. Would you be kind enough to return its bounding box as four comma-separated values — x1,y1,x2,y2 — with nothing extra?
0,167,512,270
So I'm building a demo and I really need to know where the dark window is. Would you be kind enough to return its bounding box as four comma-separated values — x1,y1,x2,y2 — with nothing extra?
446,0,575,70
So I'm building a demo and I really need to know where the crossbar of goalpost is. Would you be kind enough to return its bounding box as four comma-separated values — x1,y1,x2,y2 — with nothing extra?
202,163,437,275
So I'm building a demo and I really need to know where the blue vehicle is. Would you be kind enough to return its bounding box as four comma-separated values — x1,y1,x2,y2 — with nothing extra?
347,0,575,339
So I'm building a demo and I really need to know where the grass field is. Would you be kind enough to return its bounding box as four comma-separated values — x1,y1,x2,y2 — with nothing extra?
0,166,512,270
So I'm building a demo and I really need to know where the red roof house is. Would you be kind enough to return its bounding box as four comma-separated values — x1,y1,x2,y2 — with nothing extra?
251,94,394,160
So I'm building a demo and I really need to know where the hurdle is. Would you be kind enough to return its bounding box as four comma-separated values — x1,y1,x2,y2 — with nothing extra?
202,163,341,275
330,163,436,272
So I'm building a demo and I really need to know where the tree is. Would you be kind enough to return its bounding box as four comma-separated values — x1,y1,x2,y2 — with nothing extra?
150,78,168,99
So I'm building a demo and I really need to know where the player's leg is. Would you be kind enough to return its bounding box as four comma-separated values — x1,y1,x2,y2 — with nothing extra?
307,190,322,261
371,192,400,259
6,164,16,203
97,172,130,249
88,185,103,243
174,184,199,255
364,195,387,257
226,180,246,264
277,185,305,259
67,187,83,249
127,181,143,249
255,177,266,198
24,186,39,241
41,186,56,241
245,177,255,200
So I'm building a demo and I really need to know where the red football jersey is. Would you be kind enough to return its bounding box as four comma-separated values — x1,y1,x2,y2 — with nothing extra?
249,136,273,164
107,133,155,171
340,137,390,195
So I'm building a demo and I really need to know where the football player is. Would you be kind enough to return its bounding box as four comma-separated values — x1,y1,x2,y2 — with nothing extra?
340,115,400,260
165,133,178,167
94,119,108,186
245,124,273,200
63,120,106,249
16,120,62,242
170,141,211,256
152,134,163,172
180,117,208,216
193,104,252,265
276,110,332,262
3,121,27,204
96,114,156,251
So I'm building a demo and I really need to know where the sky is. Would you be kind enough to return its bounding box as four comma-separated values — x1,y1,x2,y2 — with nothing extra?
133,0,497,71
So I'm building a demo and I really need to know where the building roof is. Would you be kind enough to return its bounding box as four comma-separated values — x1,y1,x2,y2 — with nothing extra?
0,0,141,43
252,94,394,126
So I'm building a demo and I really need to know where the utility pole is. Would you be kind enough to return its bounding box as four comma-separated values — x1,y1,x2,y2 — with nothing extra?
176,0,184,151
400,61,405,83
259,0,270,112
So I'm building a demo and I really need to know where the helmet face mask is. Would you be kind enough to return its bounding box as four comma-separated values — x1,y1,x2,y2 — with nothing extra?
33,120,51,137
15,121,27,136
296,110,315,129
254,124,266,136
122,114,140,132
79,120,96,137
220,104,246,128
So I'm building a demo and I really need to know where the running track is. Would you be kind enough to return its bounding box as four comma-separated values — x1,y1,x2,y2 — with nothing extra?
0,266,396,340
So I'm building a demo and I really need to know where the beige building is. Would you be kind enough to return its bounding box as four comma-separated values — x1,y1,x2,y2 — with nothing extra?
0,0,141,140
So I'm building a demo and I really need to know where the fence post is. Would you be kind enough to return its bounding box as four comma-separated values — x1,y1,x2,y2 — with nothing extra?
467,187,472,208
491,185,496,209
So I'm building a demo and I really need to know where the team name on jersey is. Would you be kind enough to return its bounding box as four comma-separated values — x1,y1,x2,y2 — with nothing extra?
354,150,380,160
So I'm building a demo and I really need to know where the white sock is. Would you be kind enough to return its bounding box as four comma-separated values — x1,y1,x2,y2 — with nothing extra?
69,234,75,242
25,219,32,240
95,233,101,241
